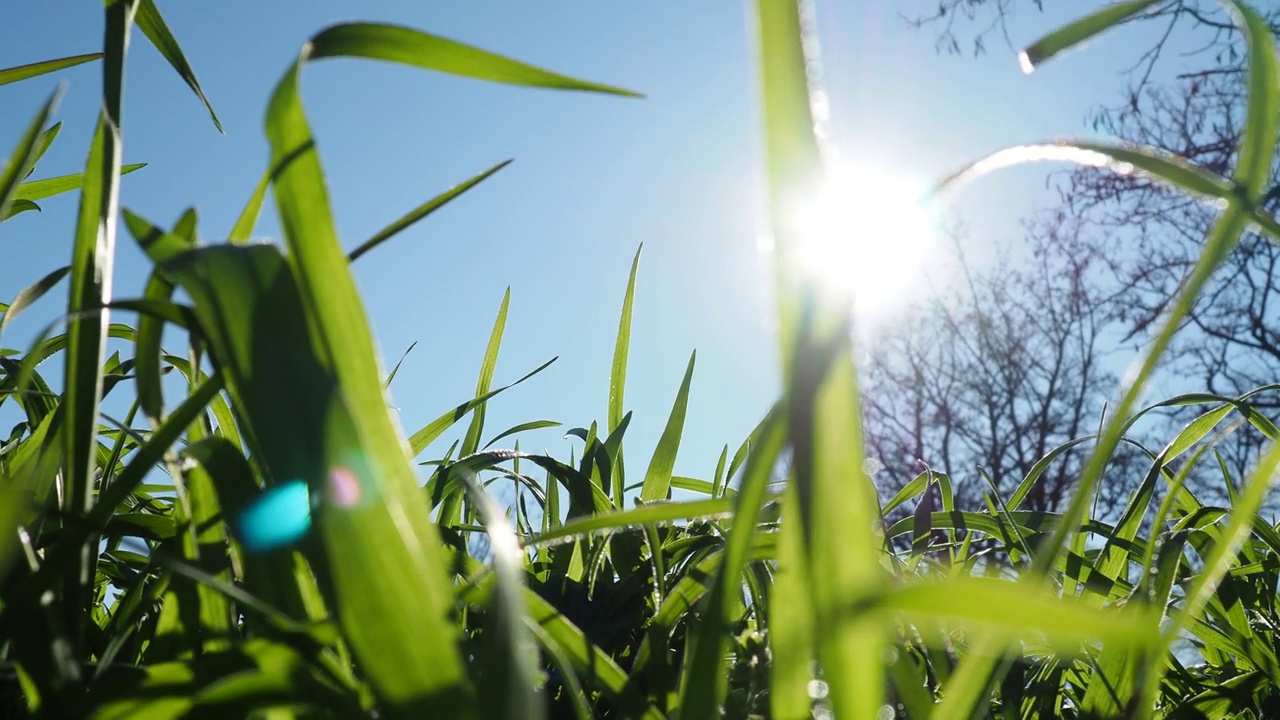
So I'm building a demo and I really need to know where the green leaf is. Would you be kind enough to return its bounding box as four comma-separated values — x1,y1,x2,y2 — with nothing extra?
348,158,512,262
0,53,101,86
0,89,62,225
461,476,543,720
522,496,733,549
407,357,556,455
0,265,69,340
15,163,146,203
305,22,642,97
680,406,784,718
1017,0,1160,73
934,139,1232,202
639,352,695,503
135,0,223,132
482,419,560,450
609,245,642,433
228,167,271,243
1223,0,1280,204
461,288,510,458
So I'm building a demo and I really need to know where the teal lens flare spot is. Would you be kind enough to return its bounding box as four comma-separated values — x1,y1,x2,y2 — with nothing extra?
234,480,312,552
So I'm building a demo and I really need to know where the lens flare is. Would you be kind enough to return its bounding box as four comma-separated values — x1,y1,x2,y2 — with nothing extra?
789,162,936,318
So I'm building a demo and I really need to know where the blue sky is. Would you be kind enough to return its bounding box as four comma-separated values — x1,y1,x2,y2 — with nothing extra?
1,2,1184,494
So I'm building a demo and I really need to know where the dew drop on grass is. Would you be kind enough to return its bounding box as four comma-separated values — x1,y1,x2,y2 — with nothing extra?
877,704,896,720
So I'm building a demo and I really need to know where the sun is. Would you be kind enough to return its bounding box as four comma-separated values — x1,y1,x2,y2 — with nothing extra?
789,162,936,319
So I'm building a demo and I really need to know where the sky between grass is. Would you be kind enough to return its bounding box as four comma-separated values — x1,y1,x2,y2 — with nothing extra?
0,1,1197,497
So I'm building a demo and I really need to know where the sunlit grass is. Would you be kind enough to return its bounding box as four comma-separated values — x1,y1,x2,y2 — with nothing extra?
3,0,1280,718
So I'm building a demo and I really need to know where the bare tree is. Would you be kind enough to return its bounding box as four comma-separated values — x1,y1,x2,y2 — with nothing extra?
861,223,1139,512
897,0,1280,483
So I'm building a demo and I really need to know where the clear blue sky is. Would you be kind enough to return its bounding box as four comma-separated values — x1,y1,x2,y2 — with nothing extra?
1,2,1182,492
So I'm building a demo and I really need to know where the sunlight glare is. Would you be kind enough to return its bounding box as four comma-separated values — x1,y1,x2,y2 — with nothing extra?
790,163,936,318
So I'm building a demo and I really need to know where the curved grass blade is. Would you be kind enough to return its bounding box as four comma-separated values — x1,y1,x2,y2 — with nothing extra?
305,22,642,97
522,496,734,549
1223,0,1279,204
135,0,223,132
348,158,512,262
0,265,69,340
639,351,695,503
0,89,62,225
407,357,556,455
384,340,418,389
0,53,101,86
933,140,1232,203
28,122,62,176
1018,0,1160,73
15,163,145,203
483,419,561,450
3,199,40,220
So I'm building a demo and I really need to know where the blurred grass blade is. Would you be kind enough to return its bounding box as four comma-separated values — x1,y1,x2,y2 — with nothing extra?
639,351,695,503
228,167,271,243
135,0,223,132
771,487,816,720
0,89,62,225
933,140,1232,202
1018,0,1159,73
754,1,887,718
348,158,512,262
28,122,63,176
0,265,69,340
16,163,145,202
305,22,642,97
462,474,543,720
3,198,41,220
1223,0,1279,203
680,406,784,718
0,53,101,86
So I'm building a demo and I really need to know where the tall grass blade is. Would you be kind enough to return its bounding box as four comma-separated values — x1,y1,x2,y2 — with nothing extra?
679,406,784,718
135,0,223,132
638,351,695,503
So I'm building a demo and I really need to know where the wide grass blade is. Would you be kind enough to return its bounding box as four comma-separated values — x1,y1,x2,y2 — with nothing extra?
1018,0,1160,73
304,23,641,97
0,53,101,86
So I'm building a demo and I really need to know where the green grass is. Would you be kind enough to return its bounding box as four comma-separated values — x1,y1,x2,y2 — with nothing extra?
3,0,1280,717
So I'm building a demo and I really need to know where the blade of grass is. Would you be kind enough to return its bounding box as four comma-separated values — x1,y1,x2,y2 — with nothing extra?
347,158,512,261
461,288,510,457
60,0,139,672
228,167,271,243
0,265,70,340
0,53,101,86
0,89,62,226
135,0,223,132
15,163,145,203
638,351,695,503
679,406,784,717
1018,0,1161,73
